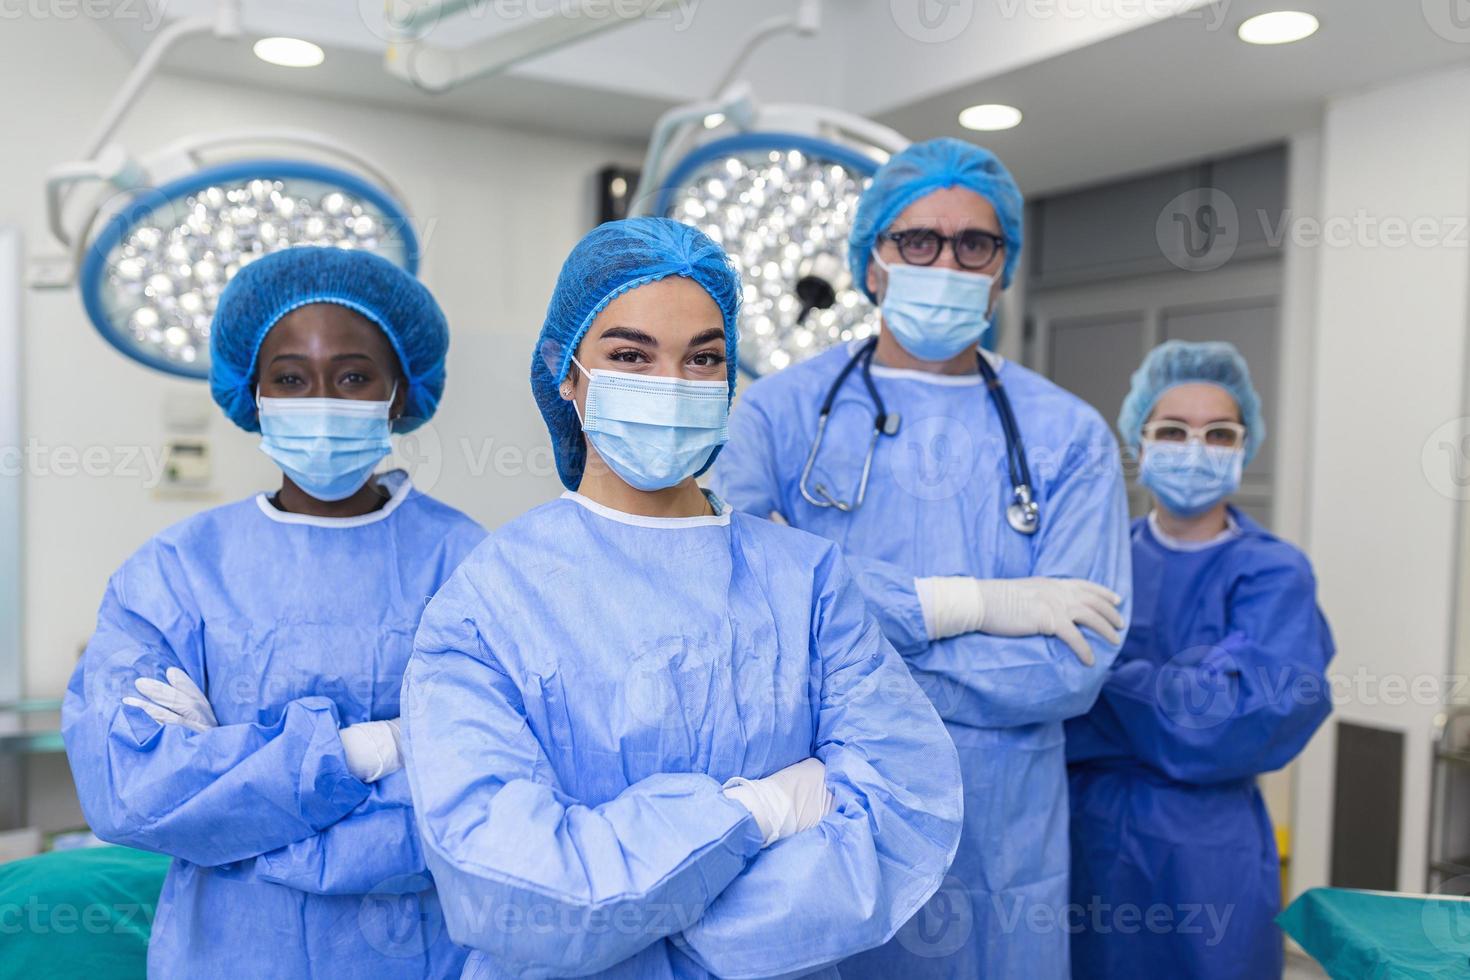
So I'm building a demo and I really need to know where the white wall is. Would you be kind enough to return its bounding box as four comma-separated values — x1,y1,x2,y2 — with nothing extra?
1,15,643,716
1290,65,1470,897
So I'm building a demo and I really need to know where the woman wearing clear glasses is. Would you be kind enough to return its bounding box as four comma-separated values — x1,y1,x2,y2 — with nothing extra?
1065,340,1335,980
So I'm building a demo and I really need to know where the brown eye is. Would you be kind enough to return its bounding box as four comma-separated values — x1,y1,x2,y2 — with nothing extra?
955,230,1003,270
1203,423,1245,448
1147,422,1190,443
894,229,942,264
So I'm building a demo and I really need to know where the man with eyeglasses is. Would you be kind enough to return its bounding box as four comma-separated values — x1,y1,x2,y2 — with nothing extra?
1065,340,1334,979
712,137,1132,978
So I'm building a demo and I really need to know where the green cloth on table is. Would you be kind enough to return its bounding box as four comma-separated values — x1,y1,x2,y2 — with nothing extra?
0,845,169,980
1278,887,1470,979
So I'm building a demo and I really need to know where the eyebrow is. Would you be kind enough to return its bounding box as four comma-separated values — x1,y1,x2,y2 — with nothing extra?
686,328,725,348
890,224,998,234
1157,415,1242,425
266,352,379,365
598,326,658,345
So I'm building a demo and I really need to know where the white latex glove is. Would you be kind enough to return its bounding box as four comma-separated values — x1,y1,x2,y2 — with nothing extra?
722,757,835,847
123,667,218,734
339,718,404,783
915,576,1125,666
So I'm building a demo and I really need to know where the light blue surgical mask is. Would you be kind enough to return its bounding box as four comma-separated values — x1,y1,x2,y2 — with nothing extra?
1139,441,1244,517
256,387,396,502
571,357,729,491
872,249,995,362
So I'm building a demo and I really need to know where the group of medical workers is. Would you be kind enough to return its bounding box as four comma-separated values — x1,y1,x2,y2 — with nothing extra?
59,136,1335,980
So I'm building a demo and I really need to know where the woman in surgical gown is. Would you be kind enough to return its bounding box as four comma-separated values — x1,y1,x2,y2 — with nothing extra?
1065,340,1335,979
62,247,486,979
401,217,963,979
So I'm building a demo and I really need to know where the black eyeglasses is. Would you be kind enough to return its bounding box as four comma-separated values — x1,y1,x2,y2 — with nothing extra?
880,227,1005,271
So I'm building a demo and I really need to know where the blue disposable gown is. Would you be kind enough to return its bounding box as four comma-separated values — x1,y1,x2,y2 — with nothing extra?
62,472,486,980
1065,509,1334,979
402,490,963,979
711,345,1132,978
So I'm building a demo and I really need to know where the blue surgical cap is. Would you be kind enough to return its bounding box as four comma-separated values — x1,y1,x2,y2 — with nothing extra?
210,246,447,433
533,216,741,490
1118,340,1266,464
850,137,1025,301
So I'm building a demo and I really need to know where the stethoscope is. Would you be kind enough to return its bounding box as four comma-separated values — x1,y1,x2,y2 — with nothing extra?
798,337,1041,535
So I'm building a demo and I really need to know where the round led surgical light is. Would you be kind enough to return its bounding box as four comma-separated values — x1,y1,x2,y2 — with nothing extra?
958,104,1023,132
253,37,326,68
80,159,418,379
657,134,882,378
1237,11,1318,45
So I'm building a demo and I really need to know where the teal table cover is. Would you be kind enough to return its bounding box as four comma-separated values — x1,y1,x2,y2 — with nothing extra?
1278,887,1470,979
0,845,170,979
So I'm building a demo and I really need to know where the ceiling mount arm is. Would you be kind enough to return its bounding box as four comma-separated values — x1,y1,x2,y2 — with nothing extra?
82,1,242,159
47,0,242,249
708,0,821,99
382,0,683,93
630,83,759,217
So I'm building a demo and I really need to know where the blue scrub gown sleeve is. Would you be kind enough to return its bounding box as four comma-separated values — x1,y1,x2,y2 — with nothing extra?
673,546,963,979
717,394,934,654
899,429,1132,728
1077,549,1333,784
712,390,787,520
403,573,767,977
844,553,944,656
245,770,427,895
62,548,371,868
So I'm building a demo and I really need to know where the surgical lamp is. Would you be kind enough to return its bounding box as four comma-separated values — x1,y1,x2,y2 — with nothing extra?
636,86,909,378
45,1,418,380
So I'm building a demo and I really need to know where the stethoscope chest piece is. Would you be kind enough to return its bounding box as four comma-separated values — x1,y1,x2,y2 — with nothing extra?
1007,484,1040,536
800,338,1040,537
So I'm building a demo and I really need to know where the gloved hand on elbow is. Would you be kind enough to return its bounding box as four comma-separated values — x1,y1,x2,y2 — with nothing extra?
339,718,404,783
123,668,218,733
722,757,835,847
916,576,1125,666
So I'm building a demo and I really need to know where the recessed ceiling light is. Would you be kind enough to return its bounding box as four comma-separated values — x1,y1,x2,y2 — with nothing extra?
958,104,1022,132
1237,11,1318,45
703,113,727,130
253,37,325,69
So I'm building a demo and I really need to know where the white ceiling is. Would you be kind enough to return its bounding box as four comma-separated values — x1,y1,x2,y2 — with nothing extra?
877,0,1470,193
102,0,1470,195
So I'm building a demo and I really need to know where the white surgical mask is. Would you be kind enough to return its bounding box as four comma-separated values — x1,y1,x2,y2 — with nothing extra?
873,250,995,361
1139,441,1244,517
571,357,729,491
256,386,396,501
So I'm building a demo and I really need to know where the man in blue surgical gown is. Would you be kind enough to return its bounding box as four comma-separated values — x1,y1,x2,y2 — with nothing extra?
62,248,486,979
712,138,1131,977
